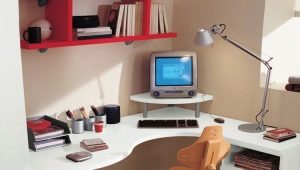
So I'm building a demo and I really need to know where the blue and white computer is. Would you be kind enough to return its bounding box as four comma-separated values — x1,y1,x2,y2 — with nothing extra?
150,51,198,98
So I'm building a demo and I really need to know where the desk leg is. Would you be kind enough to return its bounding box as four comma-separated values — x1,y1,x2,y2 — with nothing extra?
195,103,200,118
143,103,148,118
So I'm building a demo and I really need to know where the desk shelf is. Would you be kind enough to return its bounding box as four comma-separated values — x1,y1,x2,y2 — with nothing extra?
27,107,300,170
130,92,213,118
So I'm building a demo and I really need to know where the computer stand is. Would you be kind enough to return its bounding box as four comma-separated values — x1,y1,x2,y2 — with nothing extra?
130,92,213,118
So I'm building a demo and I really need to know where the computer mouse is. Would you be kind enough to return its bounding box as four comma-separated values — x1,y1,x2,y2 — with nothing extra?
214,118,225,124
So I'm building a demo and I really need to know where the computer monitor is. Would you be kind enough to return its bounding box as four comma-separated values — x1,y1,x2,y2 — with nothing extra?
150,51,198,98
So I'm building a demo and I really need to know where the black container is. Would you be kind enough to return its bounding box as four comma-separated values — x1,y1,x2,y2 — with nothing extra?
104,104,120,124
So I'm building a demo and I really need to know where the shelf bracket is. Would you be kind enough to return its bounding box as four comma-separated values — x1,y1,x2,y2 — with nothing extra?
125,41,134,45
39,48,48,53
37,0,48,7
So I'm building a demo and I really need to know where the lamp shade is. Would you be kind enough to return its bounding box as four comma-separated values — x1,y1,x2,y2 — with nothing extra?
193,29,213,46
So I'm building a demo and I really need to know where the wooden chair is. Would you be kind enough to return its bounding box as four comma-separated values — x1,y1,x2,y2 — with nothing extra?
170,126,231,170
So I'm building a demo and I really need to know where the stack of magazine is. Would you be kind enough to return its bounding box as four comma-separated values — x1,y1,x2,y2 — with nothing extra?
26,116,71,151
76,26,112,40
234,149,280,170
263,128,296,143
80,138,108,152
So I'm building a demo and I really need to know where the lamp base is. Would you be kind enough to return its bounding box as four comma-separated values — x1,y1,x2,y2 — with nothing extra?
238,123,266,133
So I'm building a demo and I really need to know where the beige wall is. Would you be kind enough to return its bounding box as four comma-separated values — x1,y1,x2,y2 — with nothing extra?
263,0,294,36
173,0,300,132
20,0,173,119
173,0,264,122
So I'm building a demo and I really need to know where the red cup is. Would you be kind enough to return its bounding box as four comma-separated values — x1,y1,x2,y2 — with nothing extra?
94,121,104,133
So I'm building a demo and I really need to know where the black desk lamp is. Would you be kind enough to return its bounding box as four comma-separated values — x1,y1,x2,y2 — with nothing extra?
194,24,273,133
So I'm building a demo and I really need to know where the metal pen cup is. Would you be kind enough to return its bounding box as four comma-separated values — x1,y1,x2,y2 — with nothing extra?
95,114,106,127
84,116,95,131
71,119,84,134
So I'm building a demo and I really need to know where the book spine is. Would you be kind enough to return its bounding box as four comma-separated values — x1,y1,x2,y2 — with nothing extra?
122,4,128,36
115,5,125,37
162,4,169,33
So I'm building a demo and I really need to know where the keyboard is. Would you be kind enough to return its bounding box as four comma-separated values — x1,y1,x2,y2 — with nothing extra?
137,119,199,128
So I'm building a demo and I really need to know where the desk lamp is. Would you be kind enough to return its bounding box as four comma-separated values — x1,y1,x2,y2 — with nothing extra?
194,24,273,133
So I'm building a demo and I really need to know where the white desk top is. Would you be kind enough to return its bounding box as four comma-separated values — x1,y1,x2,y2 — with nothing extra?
28,107,300,170
129,92,213,104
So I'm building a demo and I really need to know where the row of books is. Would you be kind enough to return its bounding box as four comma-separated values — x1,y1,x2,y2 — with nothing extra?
263,128,296,143
98,1,169,37
108,2,144,37
234,149,280,170
150,3,169,34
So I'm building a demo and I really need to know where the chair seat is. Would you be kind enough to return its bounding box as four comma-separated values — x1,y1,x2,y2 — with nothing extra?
169,126,230,170
169,166,193,170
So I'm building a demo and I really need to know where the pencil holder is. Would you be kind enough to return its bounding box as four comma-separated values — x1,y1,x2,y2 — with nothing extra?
71,119,84,134
95,114,106,127
84,116,95,131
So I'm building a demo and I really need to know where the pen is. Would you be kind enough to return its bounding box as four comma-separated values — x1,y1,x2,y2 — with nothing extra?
66,110,74,120
79,107,89,119
91,105,100,116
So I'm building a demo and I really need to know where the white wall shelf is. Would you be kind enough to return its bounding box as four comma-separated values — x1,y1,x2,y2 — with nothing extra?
130,92,213,118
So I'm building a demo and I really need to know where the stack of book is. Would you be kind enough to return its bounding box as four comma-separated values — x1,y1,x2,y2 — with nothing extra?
76,26,112,40
80,138,108,152
234,149,280,170
108,1,144,37
26,116,71,151
285,75,300,92
263,128,296,143
150,3,169,34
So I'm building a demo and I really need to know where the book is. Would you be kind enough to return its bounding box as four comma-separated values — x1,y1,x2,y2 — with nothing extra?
131,4,136,36
265,128,295,138
81,138,105,146
263,135,296,143
27,119,51,131
264,133,296,140
80,138,108,152
97,5,112,27
33,125,64,140
162,4,169,33
122,4,128,36
77,27,111,33
80,142,108,152
127,4,132,36
158,3,165,34
135,1,143,35
77,34,113,40
108,3,121,35
153,3,159,34
115,4,125,37
234,149,279,170
77,30,112,37
34,138,65,149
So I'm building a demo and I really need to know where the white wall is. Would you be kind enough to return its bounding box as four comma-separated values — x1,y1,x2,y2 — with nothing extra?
296,0,300,11
0,0,30,169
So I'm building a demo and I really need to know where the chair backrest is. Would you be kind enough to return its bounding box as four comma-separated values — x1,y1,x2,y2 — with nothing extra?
173,126,230,170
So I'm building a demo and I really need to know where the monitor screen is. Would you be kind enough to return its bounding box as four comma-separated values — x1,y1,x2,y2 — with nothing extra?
155,56,193,86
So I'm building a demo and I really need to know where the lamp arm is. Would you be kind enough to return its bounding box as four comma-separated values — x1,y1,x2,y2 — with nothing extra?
220,35,273,128
221,35,272,70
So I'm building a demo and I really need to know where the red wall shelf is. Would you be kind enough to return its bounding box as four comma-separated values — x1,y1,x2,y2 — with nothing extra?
20,0,177,50
21,33,177,49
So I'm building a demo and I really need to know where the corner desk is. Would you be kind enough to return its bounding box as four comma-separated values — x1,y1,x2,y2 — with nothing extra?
28,106,300,170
